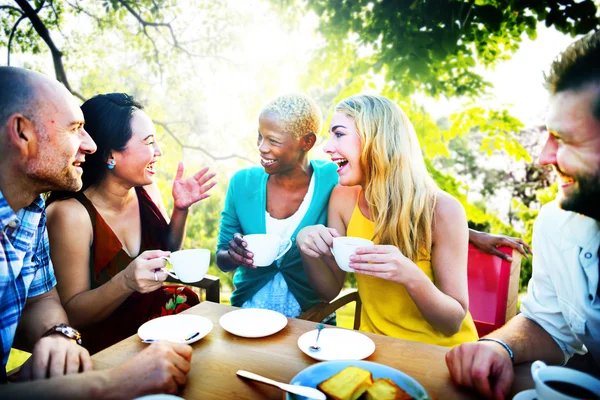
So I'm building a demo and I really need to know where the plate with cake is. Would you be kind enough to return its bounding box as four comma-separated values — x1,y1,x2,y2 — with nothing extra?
286,360,430,400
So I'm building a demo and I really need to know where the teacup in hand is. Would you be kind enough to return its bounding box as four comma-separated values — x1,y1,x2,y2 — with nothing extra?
530,360,600,399
161,249,210,283
243,234,292,267
331,236,374,272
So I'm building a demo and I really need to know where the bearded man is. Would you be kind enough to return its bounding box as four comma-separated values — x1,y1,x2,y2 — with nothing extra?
445,31,600,399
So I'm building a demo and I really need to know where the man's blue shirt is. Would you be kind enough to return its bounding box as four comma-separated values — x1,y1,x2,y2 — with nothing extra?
0,190,56,368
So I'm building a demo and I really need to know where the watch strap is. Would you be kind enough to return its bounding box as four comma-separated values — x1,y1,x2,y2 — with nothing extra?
42,324,82,345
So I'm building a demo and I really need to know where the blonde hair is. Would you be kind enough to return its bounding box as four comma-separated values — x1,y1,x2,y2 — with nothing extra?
335,94,438,261
259,93,322,139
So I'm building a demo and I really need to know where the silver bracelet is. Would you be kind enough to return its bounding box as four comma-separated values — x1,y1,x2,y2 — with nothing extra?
478,337,514,363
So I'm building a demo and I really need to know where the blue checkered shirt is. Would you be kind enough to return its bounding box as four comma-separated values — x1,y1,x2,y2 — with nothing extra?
0,190,56,369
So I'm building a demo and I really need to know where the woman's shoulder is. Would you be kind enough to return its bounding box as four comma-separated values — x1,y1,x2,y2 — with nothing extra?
433,191,467,225
230,166,266,186
330,184,360,210
46,197,92,228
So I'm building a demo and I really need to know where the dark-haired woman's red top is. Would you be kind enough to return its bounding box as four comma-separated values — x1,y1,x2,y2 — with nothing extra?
72,187,199,354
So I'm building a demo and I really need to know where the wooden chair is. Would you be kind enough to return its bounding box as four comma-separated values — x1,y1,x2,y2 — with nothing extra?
467,244,522,337
298,288,362,330
165,274,221,303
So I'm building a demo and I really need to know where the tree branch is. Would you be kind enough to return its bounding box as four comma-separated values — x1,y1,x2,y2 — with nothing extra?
14,0,85,101
153,120,255,164
7,13,27,66
64,0,110,25
117,0,179,47
0,5,23,14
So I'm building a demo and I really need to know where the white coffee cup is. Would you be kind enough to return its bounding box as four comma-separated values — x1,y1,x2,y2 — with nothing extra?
331,236,374,272
530,360,600,400
161,249,210,283
243,234,292,267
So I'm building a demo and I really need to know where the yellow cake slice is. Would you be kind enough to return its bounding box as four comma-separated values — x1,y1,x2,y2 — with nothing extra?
317,366,374,400
364,378,413,400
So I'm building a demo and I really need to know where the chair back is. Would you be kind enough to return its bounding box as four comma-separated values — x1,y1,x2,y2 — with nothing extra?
467,244,522,337
299,289,362,330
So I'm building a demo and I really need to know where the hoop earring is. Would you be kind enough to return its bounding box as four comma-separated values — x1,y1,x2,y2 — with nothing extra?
107,160,116,170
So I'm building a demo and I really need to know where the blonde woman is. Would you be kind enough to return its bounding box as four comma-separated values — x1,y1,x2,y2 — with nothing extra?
297,94,479,345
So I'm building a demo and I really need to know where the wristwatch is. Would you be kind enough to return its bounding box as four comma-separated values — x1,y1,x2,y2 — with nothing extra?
42,324,82,345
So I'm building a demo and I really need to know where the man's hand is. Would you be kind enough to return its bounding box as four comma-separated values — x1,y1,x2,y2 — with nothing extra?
19,335,92,381
445,341,515,400
107,341,192,398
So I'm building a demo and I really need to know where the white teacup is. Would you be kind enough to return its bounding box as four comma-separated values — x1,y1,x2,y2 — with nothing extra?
529,360,600,400
243,234,292,267
331,236,374,272
161,249,210,283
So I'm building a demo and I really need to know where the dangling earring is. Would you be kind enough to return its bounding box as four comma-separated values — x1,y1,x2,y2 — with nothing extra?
107,159,116,170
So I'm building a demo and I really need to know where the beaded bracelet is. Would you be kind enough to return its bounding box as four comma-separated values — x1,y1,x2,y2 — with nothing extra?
478,337,514,363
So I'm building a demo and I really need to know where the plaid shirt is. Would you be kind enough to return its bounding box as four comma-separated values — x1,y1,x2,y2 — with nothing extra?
0,190,56,369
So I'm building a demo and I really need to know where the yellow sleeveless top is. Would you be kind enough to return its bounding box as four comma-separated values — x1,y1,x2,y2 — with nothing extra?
347,201,478,347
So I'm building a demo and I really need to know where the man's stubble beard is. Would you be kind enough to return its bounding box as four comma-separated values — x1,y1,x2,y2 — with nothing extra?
559,170,600,221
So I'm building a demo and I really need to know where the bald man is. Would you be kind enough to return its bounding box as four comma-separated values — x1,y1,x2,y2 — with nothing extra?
0,67,192,399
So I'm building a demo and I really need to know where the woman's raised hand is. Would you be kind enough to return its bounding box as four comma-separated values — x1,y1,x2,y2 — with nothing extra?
122,250,171,293
296,225,340,258
227,233,255,268
172,161,217,210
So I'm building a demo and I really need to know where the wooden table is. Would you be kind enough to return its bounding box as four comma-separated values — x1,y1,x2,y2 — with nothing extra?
92,302,534,399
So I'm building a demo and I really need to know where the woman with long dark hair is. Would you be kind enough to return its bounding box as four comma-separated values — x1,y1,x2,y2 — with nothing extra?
46,93,216,354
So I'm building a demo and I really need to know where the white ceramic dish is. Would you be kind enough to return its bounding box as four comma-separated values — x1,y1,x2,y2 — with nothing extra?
219,308,288,338
137,314,213,344
297,328,375,361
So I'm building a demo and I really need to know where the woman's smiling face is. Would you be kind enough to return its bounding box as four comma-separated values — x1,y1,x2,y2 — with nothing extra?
323,111,364,186
112,110,162,186
257,113,306,176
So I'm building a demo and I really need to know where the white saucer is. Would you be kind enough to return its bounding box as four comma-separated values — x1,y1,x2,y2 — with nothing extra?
137,314,213,344
297,328,376,361
513,389,538,400
219,308,288,338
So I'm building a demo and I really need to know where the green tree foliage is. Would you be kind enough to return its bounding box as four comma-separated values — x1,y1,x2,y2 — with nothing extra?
275,0,599,98
1,0,240,98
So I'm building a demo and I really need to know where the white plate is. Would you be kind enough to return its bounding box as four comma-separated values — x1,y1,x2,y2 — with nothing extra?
219,308,288,338
297,328,376,361
137,314,213,344
133,395,184,400
512,389,538,400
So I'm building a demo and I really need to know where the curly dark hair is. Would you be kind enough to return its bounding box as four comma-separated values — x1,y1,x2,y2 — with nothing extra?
544,31,600,118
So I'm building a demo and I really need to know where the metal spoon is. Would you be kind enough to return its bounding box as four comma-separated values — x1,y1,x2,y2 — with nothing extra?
237,370,326,400
141,331,200,343
309,323,325,352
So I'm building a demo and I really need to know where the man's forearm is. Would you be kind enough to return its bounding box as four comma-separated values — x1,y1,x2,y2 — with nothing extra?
14,288,69,351
1,369,109,400
489,314,564,365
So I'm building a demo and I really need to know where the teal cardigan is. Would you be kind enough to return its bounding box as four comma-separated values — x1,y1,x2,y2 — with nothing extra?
217,160,338,311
